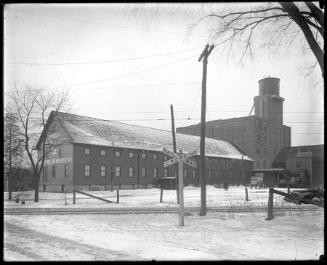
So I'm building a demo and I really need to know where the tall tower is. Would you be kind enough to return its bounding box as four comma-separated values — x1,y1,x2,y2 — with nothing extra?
253,77,288,169
254,77,284,124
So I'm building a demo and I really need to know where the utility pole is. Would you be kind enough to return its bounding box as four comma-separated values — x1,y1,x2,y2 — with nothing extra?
170,104,179,203
198,43,215,216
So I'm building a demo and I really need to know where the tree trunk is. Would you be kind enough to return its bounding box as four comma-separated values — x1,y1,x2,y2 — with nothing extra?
34,174,39,202
8,172,12,201
279,2,324,77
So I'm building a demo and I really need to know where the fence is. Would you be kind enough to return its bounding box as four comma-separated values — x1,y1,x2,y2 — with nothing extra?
266,188,323,220
73,189,119,204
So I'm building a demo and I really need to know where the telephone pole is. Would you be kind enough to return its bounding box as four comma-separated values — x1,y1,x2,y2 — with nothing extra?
198,43,214,216
170,104,179,203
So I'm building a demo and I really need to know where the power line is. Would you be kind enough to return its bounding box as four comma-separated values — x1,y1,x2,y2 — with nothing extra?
60,117,324,124
9,8,208,38
75,110,323,115
7,54,197,90
6,46,203,66
4,81,201,93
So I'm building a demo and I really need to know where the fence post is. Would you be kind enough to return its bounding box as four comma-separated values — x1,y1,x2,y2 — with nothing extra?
116,189,119,203
160,188,163,203
73,190,76,204
266,188,274,220
245,187,249,201
287,186,290,194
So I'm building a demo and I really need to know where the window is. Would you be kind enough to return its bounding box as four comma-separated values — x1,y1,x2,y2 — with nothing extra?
263,123,267,133
153,168,158,178
115,150,121,157
141,153,146,159
296,160,301,168
263,135,267,145
208,171,212,179
115,166,121,177
164,168,168,178
256,134,260,144
101,149,106,156
129,167,134,178
193,170,196,179
85,164,90,177
183,169,187,178
153,153,158,160
65,164,69,177
58,146,62,157
100,165,106,177
52,165,56,178
85,148,90,155
141,167,146,178
129,152,134,158
43,167,47,181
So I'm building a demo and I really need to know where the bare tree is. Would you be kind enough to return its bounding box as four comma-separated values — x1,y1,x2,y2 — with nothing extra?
191,2,324,77
8,85,71,202
3,111,24,200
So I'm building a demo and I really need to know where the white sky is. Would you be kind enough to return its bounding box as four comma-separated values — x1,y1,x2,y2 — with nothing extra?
4,3,324,146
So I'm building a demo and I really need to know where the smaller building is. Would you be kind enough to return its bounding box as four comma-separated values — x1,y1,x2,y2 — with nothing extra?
272,144,324,188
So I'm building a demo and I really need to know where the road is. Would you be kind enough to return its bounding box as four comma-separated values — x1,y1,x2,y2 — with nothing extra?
4,222,135,261
4,205,321,215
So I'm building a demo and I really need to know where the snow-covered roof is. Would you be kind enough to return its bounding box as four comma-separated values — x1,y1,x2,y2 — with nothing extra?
54,112,253,161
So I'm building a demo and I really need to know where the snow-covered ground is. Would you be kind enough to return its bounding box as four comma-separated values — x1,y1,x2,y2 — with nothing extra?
4,212,324,261
3,185,318,210
4,186,324,261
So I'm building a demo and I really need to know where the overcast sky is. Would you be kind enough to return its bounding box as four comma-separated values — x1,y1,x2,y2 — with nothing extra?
4,3,324,146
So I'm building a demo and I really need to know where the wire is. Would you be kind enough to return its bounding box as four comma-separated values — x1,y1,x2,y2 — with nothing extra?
9,54,197,90
4,81,201,93
9,8,209,38
6,46,203,66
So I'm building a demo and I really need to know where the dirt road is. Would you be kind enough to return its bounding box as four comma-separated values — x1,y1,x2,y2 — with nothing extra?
4,222,135,261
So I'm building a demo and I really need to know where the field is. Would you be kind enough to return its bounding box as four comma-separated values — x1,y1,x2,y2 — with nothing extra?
3,186,324,261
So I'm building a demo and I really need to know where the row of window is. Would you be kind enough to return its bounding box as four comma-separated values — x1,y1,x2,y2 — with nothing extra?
43,164,242,180
84,164,161,178
43,164,69,180
85,147,159,160
83,165,237,179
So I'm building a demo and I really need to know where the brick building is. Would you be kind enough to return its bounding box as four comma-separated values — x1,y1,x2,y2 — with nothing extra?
177,77,291,169
37,111,253,192
272,144,324,187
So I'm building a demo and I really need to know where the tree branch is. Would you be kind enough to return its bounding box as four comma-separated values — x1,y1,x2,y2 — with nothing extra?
279,2,324,76
304,1,324,28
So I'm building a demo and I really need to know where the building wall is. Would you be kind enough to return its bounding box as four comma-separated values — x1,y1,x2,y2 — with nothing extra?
39,119,74,191
71,143,253,189
312,160,324,185
177,77,291,170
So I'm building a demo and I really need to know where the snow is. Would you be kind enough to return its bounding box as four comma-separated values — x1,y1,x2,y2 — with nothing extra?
4,186,320,211
4,186,324,261
59,112,252,160
4,212,324,261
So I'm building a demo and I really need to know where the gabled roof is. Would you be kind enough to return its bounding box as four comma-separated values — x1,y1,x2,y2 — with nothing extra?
43,111,253,161
273,145,324,164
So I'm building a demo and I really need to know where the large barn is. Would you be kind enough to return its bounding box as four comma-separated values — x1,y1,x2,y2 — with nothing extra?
37,111,254,192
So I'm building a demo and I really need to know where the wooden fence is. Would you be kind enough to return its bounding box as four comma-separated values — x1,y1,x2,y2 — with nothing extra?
73,189,119,204
266,188,323,220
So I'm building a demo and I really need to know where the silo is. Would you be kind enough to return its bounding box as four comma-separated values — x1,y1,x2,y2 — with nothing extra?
258,77,280,96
